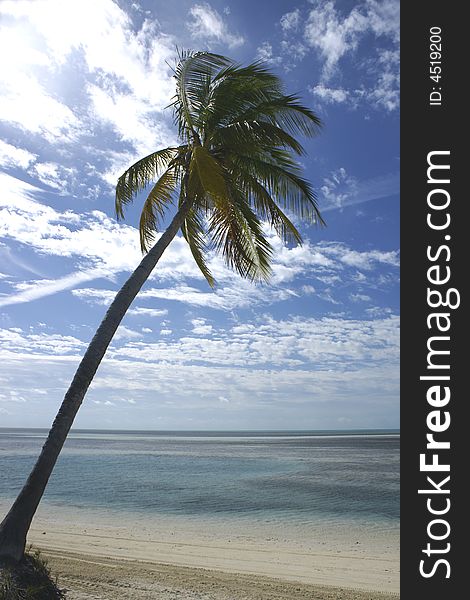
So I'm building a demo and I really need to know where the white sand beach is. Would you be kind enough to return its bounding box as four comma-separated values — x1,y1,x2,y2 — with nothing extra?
2,502,400,599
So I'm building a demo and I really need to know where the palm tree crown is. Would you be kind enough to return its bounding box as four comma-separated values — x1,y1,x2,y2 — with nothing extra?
116,50,324,287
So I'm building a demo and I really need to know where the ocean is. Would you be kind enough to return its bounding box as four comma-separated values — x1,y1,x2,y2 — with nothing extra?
0,429,399,529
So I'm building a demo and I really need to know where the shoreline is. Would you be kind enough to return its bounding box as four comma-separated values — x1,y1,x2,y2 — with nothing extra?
1,501,400,597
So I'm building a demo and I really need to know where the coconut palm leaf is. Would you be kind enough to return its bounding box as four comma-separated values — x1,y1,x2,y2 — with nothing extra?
208,183,273,282
188,145,227,202
180,202,215,287
240,175,303,245
115,147,183,218
170,50,231,142
139,166,180,252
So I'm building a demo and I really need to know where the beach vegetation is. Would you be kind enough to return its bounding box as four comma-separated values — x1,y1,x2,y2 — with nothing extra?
0,546,65,599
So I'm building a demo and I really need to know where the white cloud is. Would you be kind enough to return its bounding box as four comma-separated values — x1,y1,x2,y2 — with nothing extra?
0,174,135,250
0,73,81,144
367,48,400,111
0,327,84,356
191,318,213,335
304,1,368,80
319,242,399,270
0,311,399,428
304,0,399,111
29,162,77,193
114,325,142,341
365,0,400,42
256,41,281,65
279,40,309,66
0,140,37,169
0,269,112,308
128,307,169,318
0,171,398,308
70,288,117,306
310,85,349,104
137,283,297,311
320,168,399,211
280,9,300,32
103,314,400,370
70,231,398,312
187,3,244,48
350,293,372,303
0,0,177,187
93,399,115,406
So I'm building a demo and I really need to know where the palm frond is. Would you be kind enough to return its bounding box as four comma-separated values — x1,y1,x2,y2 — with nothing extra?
211,121,306,155
180,203,215,287
208,184,273,282
228,153,325,226
139,167,179,252
240,175,303,245
228,94,322,137
116,147,184,219
189,145,227,202
202,63,321,142
170,51,232,141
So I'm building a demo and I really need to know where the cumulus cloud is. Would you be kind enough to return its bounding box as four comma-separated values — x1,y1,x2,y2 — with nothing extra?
0,312,399,429
0,312,398,373
191,318,213,335
0,327,85,357
128,307,169,318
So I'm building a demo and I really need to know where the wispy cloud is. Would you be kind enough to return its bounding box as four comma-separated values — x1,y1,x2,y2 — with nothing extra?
304,0,399,79
72,238,398,312
271,0,400,111
0,269,112,308
0,0,177,197
0,140,37,170
255,41,282,66
320,168,399,211
187,3,244,48
305,0,399,111
280,9,301,32
309,84,349,105
1,172,398,308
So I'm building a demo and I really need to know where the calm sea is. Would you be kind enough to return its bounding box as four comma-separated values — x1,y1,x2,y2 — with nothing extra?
0,429,399,527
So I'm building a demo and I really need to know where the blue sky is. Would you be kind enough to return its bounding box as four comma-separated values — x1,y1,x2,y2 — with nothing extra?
0,0,399,430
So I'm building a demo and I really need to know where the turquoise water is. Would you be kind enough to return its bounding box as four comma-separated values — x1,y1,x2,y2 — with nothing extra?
0,429,399,526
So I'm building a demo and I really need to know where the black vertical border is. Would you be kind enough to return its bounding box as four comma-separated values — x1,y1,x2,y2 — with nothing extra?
401,3,464,599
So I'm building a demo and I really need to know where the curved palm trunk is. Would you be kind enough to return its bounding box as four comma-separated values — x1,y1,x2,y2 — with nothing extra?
0,200,192,562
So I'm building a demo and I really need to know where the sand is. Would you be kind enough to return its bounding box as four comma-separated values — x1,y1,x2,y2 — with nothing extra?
2,501,399,599
44,551,399,600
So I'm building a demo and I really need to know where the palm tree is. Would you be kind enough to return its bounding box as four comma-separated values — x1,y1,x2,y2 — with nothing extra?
0,51,323,562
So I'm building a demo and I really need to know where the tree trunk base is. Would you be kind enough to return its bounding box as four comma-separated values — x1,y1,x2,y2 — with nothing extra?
0,514,27,562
